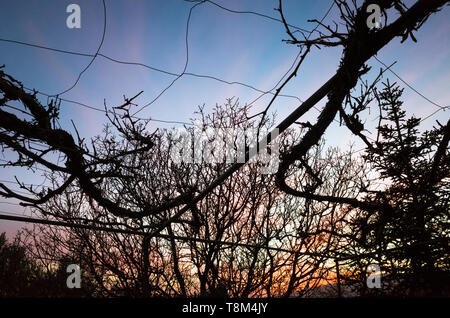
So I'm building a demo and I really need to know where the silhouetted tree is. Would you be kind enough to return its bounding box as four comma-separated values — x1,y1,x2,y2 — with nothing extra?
18,101,361,297
341,81,449,297
0,232,97,297
1,0,448,298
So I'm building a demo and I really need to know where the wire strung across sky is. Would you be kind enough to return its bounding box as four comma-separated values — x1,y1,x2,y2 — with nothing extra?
0,37,308,125
0,211,301,255
0,37,304,108
373,56,449,111
51,0,106,97
206,0,449,119
0,2,445,125
133,0,204,115
203,0,312,34
22,87,194,126
0,0,334,122
0,211,442,263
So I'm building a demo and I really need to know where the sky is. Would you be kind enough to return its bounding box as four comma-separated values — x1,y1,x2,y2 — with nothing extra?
0,0,449,237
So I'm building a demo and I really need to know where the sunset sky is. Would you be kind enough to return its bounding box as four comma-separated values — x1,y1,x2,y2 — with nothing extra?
0,0,449,236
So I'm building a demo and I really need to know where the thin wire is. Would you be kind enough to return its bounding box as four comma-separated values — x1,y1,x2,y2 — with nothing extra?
0,37,303,104
419,107,446,123
133,0,206,116
204,0,311,33
50,0,107,97
2,212,442,262
0,37,303,127
0,179,44,187
0,211,299,254
0,38,176,76
20,86,193,126
373,56,449,111
373,56,449,123
0,157,60,175
0,201,22,206
208,0,334,108
207,1,448,124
